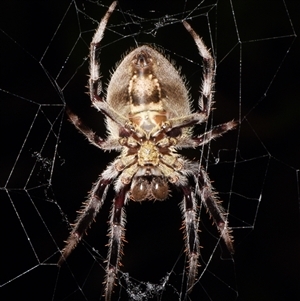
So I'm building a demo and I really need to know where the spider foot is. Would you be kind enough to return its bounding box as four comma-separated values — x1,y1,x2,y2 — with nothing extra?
57,232,81,267
218,221,234,254
105,267,117,301
187,252,199,293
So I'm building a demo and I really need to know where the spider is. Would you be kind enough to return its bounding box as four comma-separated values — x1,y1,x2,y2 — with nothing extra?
58,2,236,300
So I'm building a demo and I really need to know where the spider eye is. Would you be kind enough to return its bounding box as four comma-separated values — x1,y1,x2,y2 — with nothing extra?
151,177,169,200
130,178,149,201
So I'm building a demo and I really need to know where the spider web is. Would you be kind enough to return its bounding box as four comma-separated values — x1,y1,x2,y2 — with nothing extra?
1,0,299,300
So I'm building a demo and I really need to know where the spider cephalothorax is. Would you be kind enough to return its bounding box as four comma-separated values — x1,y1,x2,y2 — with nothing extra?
58,2,236,300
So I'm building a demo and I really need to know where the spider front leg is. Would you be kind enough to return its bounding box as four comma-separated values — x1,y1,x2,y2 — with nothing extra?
158,21,215,134
105,185,129,301
89,1,116,103
183,21,215,119
88,1,131,130
196,169,234,254
180,185,200,292
58,177,112,266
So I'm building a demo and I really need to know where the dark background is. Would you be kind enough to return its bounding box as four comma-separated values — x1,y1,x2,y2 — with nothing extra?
1,1,299,300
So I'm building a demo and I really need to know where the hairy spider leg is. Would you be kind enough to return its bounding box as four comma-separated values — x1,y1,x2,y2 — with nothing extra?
193,121,237,147
66,108,104,147
179,168,234,293
105,185,129,301
180,186,200,292
58,177,112,266
183,21,214,114
196,169,234,254
88,2,131,131
160,20,215,133
66,108,122,151
176,121,237,149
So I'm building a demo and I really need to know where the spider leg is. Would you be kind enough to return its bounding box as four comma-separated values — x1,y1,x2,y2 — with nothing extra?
194,121,237,146
159,20,215,133
105,185,129,301
89,1,130,130
196,169,234,254
183,21,214,119
66,108,121,151
180,185,200,292
58,177,112,266
177,120,237,149
89,1,116,102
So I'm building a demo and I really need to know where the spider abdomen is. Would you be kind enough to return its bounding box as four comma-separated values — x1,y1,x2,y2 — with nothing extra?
106,46,191,138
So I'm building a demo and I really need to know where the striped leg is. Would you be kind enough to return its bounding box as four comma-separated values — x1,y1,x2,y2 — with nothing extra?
105,185,129,301
58,177,112,266
180,185,200,292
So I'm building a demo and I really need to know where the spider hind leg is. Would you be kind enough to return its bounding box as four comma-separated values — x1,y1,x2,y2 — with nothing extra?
105,185,129,301
58,177,112,266
196,169,234,254
180,185,200,292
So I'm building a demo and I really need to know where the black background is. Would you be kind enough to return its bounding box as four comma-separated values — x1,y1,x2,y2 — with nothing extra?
1,1,299,300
